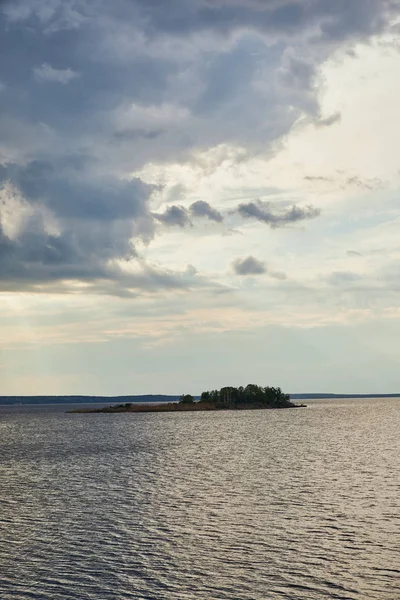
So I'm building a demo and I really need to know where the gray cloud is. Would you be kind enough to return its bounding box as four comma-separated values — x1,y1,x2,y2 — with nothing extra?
232,255,287,279
237,200,321,227
113,128,163,142
0,160,153,223
347,250,363,257
153,201,224,227
0,158,171,293
1,0,395,170
153,205,192,228
0,212,125,289
83,1,398,43
190,200,223,223
0,199,207,295
0,0,396,296
276,49,320,116
3,0,88,33
232,256,266,276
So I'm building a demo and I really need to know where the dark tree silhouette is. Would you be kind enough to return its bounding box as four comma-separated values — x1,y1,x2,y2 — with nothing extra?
179,394,195,404
199,385,293,409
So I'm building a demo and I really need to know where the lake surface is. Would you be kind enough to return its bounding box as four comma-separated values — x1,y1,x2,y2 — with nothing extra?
1,398,399,599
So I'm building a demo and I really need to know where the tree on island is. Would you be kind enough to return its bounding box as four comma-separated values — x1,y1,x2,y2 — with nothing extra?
179,394,195,404
199,384,293,409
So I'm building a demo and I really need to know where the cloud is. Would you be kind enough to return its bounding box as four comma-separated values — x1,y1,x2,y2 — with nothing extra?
276,48,320,115
153,201,223,227
113,128,163,142
189,200,223,223
33,63,79,84
317,112,342,127
0,160,169,293
231,256,287,280
153,205,192,228
85,1,398,43
345,176,384,191
232,256,267,276
304,173,385,191
0,159,154,224
0,0,397,299
304,175,331,182
2,0,395,173
0,185,208,295
327,271,362,286
3,0,88,33
347,250,363,257
236,200,321,227
269,269,287,281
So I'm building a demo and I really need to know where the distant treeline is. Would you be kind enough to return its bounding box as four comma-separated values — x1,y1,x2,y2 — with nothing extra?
0,395,182,406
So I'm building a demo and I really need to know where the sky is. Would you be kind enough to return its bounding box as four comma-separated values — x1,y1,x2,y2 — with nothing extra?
1,0,400,396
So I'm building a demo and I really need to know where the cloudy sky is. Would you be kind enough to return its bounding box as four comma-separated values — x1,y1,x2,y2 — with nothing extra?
1,0,400,396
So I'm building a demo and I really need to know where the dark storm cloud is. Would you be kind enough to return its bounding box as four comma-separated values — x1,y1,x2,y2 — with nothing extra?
0,159,195,293
1,1,396,163
0,157,157,288
0,0,397,294
75,0,397,42
190,201,223,223
0,206,203,295
237,200,320,227
0,212,121,287
1,160,153,221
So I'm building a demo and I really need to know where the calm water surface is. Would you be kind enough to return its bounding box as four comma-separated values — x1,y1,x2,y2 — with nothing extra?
1,398,399,599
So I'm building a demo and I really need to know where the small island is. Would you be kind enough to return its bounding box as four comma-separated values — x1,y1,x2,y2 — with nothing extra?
68,385,306,413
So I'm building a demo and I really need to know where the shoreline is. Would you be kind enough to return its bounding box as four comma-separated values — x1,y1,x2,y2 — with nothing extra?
67,401,307,414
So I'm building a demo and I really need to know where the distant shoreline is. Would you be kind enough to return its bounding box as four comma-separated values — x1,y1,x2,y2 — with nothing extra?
0,393,399,406
0,395,181,406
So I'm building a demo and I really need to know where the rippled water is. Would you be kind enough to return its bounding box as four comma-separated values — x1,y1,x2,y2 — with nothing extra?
1,398,400,599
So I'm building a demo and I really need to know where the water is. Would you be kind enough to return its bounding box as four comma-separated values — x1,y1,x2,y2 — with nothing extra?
1,398,399,600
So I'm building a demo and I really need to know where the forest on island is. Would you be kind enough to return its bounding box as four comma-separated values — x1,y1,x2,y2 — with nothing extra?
179,384,294,409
